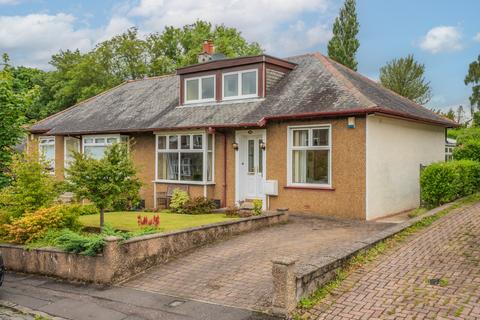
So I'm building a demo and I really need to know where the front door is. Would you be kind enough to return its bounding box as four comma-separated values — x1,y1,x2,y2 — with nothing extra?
238,132,265,201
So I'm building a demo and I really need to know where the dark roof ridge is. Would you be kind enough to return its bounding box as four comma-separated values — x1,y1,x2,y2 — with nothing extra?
313,53,375,108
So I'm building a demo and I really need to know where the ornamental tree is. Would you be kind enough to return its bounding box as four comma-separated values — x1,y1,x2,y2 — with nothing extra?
66,143,141,229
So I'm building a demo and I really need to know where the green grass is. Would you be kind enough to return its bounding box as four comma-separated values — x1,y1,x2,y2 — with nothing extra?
79,211,238,233
296,193,480,313
407,207,428,218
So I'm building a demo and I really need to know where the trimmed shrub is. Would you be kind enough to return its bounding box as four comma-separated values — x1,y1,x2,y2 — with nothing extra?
420,160,480,207
2,204,82,244
252,199,263,215
453,140,480,162
169,189,190,213
77,204,100,216
181,197,216,214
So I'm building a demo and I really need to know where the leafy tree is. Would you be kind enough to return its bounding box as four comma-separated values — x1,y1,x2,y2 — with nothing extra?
0,55,40,187
379,54,432,105
0,152,60,221
456,105,465,124
66,143,141,229
465,55,480,112
327,0,360,71
473,111,480,127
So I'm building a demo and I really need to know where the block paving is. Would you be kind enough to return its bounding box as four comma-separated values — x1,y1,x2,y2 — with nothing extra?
304,202,480,320
122,215,392,312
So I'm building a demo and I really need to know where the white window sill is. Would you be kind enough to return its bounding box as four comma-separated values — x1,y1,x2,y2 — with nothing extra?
153,180,215,186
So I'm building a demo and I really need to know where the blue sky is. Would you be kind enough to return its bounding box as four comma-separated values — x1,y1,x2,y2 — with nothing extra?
1,0,479,111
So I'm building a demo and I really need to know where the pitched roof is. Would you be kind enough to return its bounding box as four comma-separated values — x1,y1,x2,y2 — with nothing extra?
30,53,456,135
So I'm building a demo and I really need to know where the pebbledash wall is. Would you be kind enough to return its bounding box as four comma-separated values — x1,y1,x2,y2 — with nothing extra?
27,115,444,220
365,115,445,220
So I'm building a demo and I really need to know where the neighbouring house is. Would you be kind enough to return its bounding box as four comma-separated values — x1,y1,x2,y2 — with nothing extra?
27,41,457,220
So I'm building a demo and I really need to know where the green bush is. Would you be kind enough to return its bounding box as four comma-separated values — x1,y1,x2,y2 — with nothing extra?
453,140,480,162
252,199,263,215
448,127,480,144
181,197,216,214
420,160,480,207
169,189,190,213
0,152,61,221
77,204,100,216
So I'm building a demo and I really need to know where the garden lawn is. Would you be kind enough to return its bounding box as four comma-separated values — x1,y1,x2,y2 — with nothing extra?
79,211,238,232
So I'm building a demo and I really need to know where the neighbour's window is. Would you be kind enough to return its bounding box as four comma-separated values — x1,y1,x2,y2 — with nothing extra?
39,137,55,172
156,133,214,183
64,137,80,170
222,69,258,100
83,135,128,160
445,146,454,162
288,125,331,187
185,75,215,104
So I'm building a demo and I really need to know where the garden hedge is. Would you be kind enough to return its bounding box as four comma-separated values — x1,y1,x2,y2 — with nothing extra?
420,160,480,207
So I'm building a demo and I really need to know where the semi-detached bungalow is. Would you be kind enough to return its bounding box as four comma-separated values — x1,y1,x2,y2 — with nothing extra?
28,44,456,220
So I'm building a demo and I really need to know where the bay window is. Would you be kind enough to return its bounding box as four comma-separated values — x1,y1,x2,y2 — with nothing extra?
39,136,55,172
64,137,80,169
83,135,128,160
184,75,215,104
287,125,331,187
222,69,258,100
156,132,214,183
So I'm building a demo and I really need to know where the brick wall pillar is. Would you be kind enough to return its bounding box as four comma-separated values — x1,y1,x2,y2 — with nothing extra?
271,257,297,316
99,236,122,283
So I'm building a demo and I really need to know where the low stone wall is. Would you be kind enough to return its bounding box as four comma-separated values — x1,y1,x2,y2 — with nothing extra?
0,212,288,284
271,203,455,316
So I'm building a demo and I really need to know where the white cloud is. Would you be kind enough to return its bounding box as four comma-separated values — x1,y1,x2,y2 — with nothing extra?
0,0,20,5
419,26,463,54
128,0,332,56
474,32,480,42
0,13,133,68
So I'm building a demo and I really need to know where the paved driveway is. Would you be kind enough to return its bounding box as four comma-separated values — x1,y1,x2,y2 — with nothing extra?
304,202,480,319
123,215,393,312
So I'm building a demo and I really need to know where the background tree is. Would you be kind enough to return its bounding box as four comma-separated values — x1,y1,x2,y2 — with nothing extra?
327,0,360,71
66,143,141,229
379,54,432,105
465,55,480,114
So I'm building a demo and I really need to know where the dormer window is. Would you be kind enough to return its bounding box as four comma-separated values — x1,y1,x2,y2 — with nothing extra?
185,75,215,104
222,69,258,100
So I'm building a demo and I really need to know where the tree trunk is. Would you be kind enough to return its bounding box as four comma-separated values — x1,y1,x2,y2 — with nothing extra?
100,207,104,231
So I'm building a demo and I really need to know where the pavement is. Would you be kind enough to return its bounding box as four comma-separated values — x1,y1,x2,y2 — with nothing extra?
0,272,277,320
123,215,393,312
303,201,480,319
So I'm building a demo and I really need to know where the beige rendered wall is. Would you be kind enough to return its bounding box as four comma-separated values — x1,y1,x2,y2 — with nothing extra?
266,117,367,220
366,115,445,220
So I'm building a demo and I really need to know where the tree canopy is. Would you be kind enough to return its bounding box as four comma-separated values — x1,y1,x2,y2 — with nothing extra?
465,55,480,112
327,0,360,71
379,54,432,105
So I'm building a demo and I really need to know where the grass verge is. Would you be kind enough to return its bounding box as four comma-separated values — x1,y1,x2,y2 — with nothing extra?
296,193,480,313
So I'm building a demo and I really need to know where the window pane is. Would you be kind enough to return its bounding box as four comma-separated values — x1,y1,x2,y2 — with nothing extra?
241,71,257,95
84,146,106,160
312,129,329,146
224,74,238,97
207,134,213,151
169,136,178,149
181,135,190,149
180,153,203,181
40,145,55,163
186,79,199,101
248,139,255,174
120,136,128,143
292,150,307,183
207,152,213,181
193,135,203,149
65,138,79,169
258,139,263,174
202,77,214,99
158,136,166,149
293,130,308,146
84,138,94,144
107,137,117,144
306,150,329,184
157,152,179,180
95,138,105,144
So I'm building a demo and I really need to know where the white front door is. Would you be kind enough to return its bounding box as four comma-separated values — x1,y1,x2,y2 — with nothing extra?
237,131,266,202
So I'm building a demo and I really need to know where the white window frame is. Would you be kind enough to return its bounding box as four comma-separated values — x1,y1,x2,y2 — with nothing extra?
184,75,216,104
155,131,215,185
39,136,55,173
64,136,81,170
287,124,332,188
82,134,128,159
222,69,258,101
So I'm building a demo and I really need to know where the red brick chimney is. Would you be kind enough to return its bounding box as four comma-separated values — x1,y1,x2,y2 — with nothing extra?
202,39,215,55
